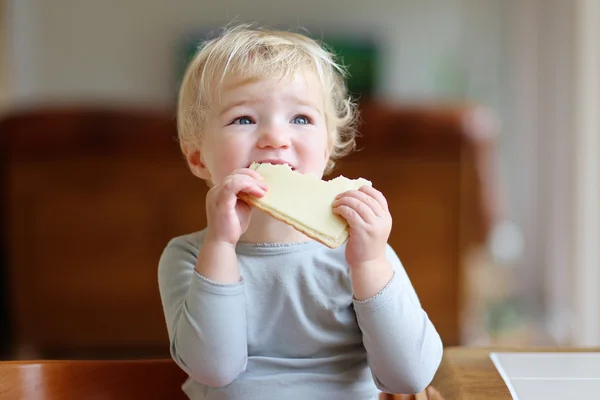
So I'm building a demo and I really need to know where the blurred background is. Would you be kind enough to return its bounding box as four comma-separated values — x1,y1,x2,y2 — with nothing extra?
0,0,598,361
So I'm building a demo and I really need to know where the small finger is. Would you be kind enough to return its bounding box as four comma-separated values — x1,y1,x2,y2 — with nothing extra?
336,188,384,217
229,169,268,190
333,192,380,219
241,184,267,198
333,204,365,228
223,176,266,198
359,185,388,210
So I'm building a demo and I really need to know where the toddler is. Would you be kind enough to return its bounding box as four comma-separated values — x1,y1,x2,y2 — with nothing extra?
158,24,443,400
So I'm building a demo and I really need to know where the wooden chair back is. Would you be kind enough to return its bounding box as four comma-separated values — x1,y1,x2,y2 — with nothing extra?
0,358,188,399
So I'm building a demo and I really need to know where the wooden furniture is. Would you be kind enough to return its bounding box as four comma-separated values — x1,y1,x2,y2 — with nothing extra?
1,108,209,359
0,103,499,359
432,346,600,399
0,358,189,399
340,101,501,346
0,357,436,400
382,388,442,400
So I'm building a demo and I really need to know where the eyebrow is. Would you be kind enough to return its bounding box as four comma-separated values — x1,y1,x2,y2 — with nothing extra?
218,95,322,117
292,97,322,114
218,99,260,117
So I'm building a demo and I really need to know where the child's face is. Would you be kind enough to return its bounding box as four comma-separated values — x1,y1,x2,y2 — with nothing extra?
189,71,331,184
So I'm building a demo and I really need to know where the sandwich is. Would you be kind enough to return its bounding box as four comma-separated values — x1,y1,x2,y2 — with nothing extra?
238,162,371,248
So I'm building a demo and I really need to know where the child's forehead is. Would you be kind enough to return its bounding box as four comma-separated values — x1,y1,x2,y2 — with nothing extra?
210,70,325,106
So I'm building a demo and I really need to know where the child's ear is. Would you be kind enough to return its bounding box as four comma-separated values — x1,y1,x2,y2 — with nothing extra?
183,146,211,180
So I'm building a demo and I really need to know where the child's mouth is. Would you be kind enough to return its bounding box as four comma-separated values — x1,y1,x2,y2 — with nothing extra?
250,160,296,171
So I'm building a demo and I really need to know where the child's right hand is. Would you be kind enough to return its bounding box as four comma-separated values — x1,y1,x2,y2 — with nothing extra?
204,168,267,246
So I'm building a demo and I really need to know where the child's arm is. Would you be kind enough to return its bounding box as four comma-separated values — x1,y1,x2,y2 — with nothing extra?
158,237,248,387
157,168,267,387
352,248,443,394
334,186,443,394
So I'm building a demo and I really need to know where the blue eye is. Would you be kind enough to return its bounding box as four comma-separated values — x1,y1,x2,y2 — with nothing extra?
292,116,310,125
232,116,254,125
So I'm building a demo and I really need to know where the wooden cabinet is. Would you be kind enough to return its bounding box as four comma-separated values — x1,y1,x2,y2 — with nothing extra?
340,102,500,346
0,103,499,359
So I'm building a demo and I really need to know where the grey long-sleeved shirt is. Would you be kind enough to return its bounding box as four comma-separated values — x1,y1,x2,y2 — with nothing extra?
158,230,443,399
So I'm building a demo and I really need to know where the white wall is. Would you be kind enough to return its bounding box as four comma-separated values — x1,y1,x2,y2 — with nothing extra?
571,0,600,346
6,0,509,110
511,0,600,346
0,0,9,112
509,0,576,344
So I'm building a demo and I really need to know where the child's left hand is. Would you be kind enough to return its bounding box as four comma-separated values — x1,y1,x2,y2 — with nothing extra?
332,185,392,269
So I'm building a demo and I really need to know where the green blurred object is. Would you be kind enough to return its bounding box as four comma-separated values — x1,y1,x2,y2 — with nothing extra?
175,31,379,101
321,36,379,98
484,297,526,334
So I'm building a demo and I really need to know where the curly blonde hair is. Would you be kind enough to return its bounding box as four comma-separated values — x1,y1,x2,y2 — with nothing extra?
176,24,358,173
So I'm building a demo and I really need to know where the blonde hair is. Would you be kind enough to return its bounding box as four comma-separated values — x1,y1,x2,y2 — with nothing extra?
176,24,358,173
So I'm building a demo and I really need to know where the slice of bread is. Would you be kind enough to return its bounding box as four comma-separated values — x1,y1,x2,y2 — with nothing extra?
238,162,371,248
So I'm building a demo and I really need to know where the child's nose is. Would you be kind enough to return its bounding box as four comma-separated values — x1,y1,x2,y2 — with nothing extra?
257,127,290,149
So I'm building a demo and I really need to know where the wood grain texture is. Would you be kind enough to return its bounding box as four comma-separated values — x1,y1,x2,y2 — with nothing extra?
0,359,189,400
0,358,438,399
431,346,600,400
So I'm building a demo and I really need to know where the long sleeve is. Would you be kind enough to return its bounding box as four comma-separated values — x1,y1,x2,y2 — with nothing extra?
157,235,248,387
352,245,443,394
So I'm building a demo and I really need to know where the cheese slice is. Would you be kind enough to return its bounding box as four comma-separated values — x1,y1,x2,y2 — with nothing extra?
239,162,371,248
